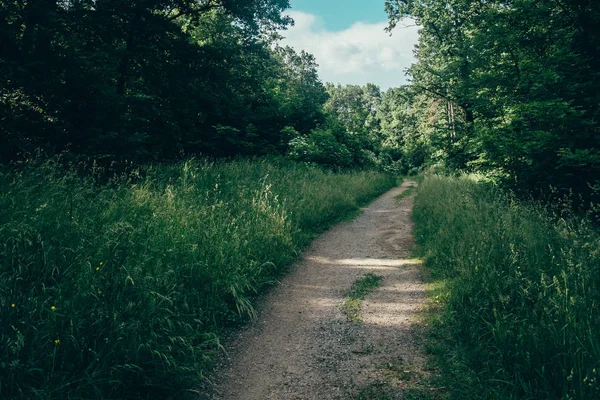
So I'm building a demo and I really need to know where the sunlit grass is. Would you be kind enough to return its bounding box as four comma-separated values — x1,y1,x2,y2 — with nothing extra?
342,273,383,322
413,175,600,399
0,157,395,399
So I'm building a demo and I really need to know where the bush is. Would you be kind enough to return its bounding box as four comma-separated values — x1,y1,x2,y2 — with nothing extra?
287,128,353,168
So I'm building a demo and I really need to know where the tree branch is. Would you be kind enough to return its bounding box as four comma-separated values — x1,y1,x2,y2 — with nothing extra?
167,1,219,21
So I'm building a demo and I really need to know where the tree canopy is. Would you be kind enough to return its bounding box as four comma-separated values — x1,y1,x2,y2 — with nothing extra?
386,0,600,200
1,0,327,162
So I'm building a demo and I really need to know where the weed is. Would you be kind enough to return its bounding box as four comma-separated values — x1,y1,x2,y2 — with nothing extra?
342,273,383,322
395,187,416,200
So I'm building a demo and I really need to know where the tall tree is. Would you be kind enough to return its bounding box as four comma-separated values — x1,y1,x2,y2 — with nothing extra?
386,0,600,198
0,0,294,162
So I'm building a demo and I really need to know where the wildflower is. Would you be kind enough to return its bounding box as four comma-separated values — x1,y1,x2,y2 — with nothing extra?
54,339,60,345
51,306,56,311
11,303,15,308
99,261,103,266
96,267,100,271
97,290,102,295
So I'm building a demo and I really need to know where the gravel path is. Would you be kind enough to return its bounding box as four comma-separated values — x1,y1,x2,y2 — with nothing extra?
203,181,428,399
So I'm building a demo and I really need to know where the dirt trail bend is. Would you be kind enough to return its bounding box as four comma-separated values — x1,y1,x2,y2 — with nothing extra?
206,181,427,400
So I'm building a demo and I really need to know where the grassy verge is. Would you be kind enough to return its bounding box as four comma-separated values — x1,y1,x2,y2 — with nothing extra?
412,175,600,399
341,273,383,322
0,157,395,399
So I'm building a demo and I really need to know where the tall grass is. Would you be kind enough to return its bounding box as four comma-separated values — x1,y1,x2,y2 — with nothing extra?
0,157,395,399
413,175,600,399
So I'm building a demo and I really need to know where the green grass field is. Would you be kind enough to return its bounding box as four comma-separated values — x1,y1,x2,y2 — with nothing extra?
413,175,600,399
0,157,395,399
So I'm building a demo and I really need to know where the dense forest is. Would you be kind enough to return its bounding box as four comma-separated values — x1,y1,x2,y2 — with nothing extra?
1,0,408,172
2,0,600,399
2,0,308,161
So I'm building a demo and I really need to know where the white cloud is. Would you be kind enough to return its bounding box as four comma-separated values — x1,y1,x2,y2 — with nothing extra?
280,11,419,90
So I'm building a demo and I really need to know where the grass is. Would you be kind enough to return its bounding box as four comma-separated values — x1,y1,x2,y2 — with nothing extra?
395,187,416,200
412,174,600,399
0,157,395,399
341,273,383,322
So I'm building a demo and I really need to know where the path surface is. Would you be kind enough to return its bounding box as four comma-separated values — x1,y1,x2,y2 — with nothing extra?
203,181,428,399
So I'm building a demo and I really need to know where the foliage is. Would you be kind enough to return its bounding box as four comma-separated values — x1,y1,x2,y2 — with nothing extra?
341,273,383,322
288,126,353,168
0,157,395,399
288,83,430,172
413,175,600,399
0,1,329,162
377,86,435,173
323,83,382,168
386,0,600,201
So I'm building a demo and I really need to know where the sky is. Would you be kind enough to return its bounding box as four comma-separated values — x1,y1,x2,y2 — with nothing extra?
279,0,420,90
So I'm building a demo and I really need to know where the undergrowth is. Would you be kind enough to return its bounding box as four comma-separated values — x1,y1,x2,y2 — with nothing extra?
413,175,600,399
0,157,395,399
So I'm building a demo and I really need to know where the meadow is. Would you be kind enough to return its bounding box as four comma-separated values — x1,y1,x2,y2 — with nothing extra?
413,175,600,399
0,157,395,399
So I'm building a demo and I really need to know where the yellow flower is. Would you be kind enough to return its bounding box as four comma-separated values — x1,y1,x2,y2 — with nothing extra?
97,290,102,295
11,303,15,308
96,267,100,271
51,306,56,311
54,339,60,345
99,261,103,266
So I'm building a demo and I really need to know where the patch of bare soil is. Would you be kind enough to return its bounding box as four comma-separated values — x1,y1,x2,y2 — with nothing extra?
202,181,430,399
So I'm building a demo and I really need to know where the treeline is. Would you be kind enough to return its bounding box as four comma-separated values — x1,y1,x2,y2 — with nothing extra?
287,83,430,173
1,1,419,174
1,0,327,162
385,0,600,201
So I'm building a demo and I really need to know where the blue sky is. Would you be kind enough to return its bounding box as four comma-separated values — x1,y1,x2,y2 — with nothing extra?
289,0,389,30
280,1,419,90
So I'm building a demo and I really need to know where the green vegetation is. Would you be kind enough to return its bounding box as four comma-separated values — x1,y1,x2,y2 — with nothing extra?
0,158,395,399
386,0,600,202
1,1,408,173
342,273,383,322
412,175,600,399
4,0,600,398
395,187,416,200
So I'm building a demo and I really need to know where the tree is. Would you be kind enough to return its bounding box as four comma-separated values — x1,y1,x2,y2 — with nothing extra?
386,0,600,199
0,0,295,162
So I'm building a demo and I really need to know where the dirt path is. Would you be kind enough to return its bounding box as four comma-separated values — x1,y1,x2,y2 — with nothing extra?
204,181,428,399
